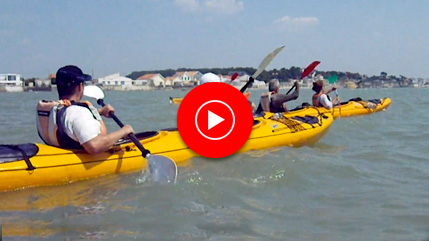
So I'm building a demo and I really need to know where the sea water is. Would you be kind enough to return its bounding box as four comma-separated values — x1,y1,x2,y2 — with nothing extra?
0,88,428,241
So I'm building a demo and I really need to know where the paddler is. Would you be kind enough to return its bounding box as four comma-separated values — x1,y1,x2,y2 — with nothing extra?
256,79,300,113
311,80,338,109
36,65,134,153
243,91,256,111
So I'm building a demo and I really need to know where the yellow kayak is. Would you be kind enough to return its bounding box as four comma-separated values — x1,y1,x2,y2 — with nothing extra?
246,111,333,150
284,97,391,119
169,97,183,104
0,111,333,192
0,130,194,192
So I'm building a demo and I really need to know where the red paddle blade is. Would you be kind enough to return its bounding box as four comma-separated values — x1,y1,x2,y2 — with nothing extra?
231,73,239,82
300,61,320,79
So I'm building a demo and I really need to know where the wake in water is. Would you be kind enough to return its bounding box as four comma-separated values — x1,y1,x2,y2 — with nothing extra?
135,169,154,185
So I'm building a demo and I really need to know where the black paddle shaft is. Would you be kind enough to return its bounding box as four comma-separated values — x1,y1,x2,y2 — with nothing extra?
285,85,295,95
97,99,151,157
240,77,255,93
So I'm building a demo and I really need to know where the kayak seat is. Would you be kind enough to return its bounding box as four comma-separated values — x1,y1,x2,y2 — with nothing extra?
253,112,265,118
368,99,381,105
115,131,159,145
289,106,304,112
135,131,159,140
0,143,39,163
292,115,320,125
289,102,311,112
348,97,363,102
161,127,178,132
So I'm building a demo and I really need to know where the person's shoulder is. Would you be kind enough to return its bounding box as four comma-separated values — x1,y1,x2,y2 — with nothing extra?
272,92,285,98
67,104,90,111
261,92,270,97
65,105,93,116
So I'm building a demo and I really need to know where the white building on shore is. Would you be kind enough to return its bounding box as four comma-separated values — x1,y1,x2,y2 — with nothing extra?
173,71,202,86
0,73,23,86
98,73,133,87
136,73,166,87
0,73,24,92
231,74,267,89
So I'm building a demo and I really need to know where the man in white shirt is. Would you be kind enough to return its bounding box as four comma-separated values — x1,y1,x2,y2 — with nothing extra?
54,65,134,153
312,80,337,109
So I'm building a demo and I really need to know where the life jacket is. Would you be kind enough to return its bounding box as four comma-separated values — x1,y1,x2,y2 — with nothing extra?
312,93,322,107
260,92,272,112
36,100,102,149
259,92,288,113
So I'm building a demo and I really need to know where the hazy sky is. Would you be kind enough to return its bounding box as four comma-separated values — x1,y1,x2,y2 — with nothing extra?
1,0,428,79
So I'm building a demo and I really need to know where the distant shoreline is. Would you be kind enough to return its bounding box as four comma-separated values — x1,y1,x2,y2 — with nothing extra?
1,83,427,93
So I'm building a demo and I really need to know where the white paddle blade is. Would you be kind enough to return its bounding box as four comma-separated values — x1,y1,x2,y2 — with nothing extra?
83,85,105,100
147,155,178,184
252,45,285,79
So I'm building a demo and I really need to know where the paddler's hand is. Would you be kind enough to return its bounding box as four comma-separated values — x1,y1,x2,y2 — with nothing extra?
121,125,134,138
99,104,115,118
243,92,251,99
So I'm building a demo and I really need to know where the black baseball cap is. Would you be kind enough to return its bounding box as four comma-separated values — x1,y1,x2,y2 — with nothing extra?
56,65,92,86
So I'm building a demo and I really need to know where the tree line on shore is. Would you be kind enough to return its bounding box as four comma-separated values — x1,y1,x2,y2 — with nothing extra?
128,67,407,84
21,66,409,87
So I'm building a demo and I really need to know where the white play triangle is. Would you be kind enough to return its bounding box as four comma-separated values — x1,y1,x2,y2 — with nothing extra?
208,110,224,130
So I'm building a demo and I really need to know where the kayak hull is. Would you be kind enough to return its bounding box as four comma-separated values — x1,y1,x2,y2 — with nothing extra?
0,112,333,192
0,130,194,192
169,97,183,104
243,112,333,151
284,97,391,119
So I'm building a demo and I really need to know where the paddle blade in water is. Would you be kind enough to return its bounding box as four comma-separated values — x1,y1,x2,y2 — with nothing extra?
328,75,338,84
301,61,320,79
147,155,177,184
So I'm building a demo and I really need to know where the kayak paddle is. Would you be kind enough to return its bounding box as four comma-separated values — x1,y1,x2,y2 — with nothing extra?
83,85,177,184
240,45,285,93
230,72,239,82
328,75,341,117
286,60,321,95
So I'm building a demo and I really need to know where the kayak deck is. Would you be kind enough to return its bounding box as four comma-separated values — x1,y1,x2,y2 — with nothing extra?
0,130,193,192
284,97,391,119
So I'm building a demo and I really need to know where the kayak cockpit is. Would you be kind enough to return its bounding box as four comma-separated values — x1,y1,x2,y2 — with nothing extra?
114,131,159,146
0,144,39,163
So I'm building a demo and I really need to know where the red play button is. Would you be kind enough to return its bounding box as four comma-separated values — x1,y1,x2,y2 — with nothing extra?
195,100,235,140
177,82,253,158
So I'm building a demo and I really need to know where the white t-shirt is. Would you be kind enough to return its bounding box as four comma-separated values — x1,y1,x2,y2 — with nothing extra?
319,94,333,109
62,105,101,145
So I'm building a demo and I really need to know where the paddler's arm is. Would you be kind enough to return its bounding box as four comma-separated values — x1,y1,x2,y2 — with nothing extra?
83,104,134,154
291,81,299,98
273,82,300,106
98,104,115,117
82,125,134,154
325,87,336,95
